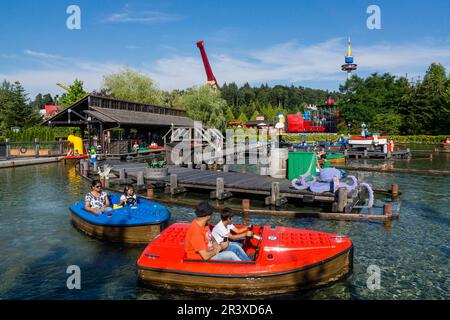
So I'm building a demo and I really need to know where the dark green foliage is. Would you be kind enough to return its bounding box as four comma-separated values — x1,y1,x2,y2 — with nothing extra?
0,80,41,130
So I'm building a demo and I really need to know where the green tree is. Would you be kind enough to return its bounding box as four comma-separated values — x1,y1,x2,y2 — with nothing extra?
59,79,88,107
250,110,261,120
0,80,41,130
224,106,235,123
182,85,227,130
102,67,163,105
371,113,402,135
237,112,248,124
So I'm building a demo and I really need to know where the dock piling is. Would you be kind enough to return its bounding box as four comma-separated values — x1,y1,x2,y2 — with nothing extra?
337,187,348,213
34,138,40,158
210,177,233,200
147,188,154,199
383,204,393,216
137,171,145,190
242,199,250,211
265,182,288,207
119,168,126,184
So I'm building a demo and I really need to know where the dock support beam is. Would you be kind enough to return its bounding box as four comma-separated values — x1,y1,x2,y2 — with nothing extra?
210,177,233,200
119,168,126,184
34,138,40,158
332,187,349,213
242,199,250,211
137,171,145,190
5,138,11,160
166,174,187,195
265,182,288,207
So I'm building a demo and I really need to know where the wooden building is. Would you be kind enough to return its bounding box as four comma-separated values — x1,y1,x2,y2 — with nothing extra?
41,95,194,154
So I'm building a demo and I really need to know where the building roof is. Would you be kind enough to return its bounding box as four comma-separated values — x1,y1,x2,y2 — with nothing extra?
41,94,194,127
85,107,194,126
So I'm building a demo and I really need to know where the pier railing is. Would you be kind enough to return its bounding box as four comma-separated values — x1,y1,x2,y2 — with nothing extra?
0,139,72,159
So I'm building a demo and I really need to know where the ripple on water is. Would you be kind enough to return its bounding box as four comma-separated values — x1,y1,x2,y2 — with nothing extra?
0,159,449,299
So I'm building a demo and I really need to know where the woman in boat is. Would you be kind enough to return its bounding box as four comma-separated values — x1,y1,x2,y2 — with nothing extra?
211,208,252,261
120,184,138,207
184,201,242,261
84,180,112,215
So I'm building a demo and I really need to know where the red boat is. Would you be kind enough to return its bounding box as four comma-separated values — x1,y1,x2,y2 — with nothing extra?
64,154,88,160
137,223,353,295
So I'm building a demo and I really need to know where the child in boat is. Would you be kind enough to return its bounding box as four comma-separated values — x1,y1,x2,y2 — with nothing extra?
211,208,252,261
85,180,112,215
185,201,243,261
120,185,138,206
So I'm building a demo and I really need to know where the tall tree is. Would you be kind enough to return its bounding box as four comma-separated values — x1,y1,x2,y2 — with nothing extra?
0,81,40,130
102,67,163,105
182,85,226,130
59,79,88,107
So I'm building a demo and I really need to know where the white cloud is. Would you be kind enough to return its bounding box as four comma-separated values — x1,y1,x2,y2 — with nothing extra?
2,38,450,96
104,10,181,24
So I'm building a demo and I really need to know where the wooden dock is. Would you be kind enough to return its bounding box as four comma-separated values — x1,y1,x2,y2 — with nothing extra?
102,162,358,212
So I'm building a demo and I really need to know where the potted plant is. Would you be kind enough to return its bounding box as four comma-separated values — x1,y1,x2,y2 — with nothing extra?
146,157,168,180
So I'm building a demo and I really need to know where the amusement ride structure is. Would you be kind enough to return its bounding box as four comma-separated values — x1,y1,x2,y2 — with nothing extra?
196,40,218,90
341,37,358,80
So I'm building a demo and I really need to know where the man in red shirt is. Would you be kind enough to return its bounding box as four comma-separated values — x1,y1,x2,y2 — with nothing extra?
185,201,240,261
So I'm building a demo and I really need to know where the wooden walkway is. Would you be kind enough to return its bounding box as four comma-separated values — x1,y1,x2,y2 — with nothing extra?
101,161,358,212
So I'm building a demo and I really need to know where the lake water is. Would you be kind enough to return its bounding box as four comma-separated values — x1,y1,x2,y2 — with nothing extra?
0,144,448,299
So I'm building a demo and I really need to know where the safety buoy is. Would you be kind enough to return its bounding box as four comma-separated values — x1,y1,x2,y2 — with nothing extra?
20,146,27,154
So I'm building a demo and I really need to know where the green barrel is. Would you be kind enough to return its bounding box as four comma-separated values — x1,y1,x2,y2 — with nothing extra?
287,151,317,180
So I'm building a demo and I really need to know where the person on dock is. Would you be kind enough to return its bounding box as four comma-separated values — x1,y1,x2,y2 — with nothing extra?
84,180,112,215
120,184,138,206
211,208,252,261
184,201,243,261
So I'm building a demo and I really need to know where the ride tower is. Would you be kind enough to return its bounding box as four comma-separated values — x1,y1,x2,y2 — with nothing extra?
341,37,358,80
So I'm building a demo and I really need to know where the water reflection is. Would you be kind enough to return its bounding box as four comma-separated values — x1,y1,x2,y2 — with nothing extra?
0,145,449,299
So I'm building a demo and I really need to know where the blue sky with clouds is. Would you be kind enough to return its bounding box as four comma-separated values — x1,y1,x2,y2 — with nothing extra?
0,0,449,97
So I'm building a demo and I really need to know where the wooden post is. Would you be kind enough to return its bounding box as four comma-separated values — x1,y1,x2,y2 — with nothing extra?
383,204,392,216
242,199,250,211
271,182,280,204
93,161,98,172
137,171,145,189
100,176,106,187
241,167,247,174
83,160,88,177
223,165,229,172
201,164,207,171
34,138,40,158
119,168,126,184
147,188,154,199
216,177,224,198
337,187,348,213
5,138,10,160
363,149,368,158
344,149,348,157
170,174,178,194
187,163,193,169
59,138,63,155
391,184,399,198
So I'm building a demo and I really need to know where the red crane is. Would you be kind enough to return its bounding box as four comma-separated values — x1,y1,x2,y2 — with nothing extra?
196,40,218,89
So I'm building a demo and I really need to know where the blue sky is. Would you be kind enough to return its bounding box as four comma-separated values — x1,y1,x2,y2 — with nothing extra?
0,0,449,97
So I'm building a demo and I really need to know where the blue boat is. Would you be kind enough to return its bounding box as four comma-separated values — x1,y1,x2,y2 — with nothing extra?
69,194,171,244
